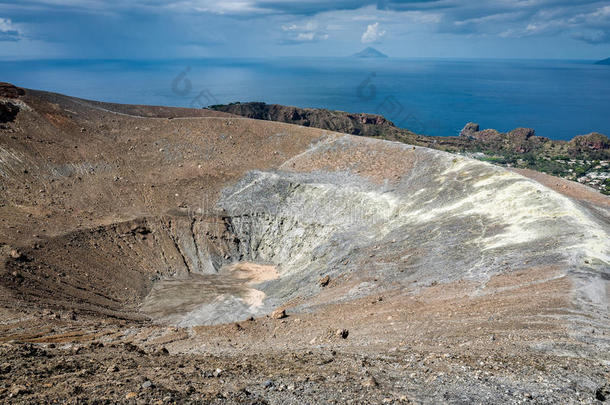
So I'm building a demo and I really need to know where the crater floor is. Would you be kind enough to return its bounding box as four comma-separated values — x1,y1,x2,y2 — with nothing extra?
141,262,279,326
0,83,609,403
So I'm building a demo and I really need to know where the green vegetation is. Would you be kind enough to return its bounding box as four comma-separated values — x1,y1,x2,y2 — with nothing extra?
602,179,610,195
471,152,609,193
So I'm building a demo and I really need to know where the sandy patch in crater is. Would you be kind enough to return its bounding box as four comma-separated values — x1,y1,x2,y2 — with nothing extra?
222,262,279,285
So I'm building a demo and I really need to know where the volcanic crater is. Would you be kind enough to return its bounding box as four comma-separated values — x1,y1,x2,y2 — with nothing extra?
0,83,608,403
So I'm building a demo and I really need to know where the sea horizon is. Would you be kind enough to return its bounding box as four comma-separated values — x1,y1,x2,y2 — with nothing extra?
3,57,609,140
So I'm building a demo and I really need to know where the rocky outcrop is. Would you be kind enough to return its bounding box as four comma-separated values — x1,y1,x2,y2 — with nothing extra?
569,132,610,151
0,83,25,124
459,122,479,138
461,123,538,142
0,101,20,124
0,82,25,99
210,102,409,140
460,123,550,153
508,127,537,140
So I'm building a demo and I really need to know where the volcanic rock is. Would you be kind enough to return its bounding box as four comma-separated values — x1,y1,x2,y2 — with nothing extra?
319,275,330,287
0,101,20,124
271,309,287,319
0,82,25,98
362,376,378,387
460,122,480,138
335,329,349,339
569,132,610,151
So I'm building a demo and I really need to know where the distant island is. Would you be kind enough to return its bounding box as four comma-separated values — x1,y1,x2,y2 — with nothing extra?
352,47,388,58
595,57,610,65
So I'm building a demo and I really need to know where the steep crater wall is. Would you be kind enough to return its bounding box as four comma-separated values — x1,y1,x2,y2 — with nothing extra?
0,172,402,323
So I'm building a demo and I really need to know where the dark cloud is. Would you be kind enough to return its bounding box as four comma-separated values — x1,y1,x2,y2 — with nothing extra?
264,0,610,45
0,0,609,59
413,0,610,44
243,0,450,15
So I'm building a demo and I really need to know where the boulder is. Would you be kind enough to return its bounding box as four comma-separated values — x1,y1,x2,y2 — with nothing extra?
270,308,287,319
9,249,22,260
361,376,378,387
319,275,330,287
335,329,349,339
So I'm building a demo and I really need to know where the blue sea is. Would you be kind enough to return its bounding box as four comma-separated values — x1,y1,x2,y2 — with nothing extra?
2,58,609,140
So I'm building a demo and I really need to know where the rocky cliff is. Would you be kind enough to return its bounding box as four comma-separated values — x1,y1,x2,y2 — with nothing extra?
210,102,403,139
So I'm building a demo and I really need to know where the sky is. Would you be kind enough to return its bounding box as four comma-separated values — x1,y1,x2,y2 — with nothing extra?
1,0,610,60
